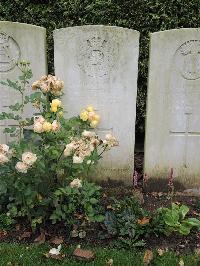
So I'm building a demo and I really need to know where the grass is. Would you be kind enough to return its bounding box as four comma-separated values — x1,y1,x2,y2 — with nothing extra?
0,243,199,266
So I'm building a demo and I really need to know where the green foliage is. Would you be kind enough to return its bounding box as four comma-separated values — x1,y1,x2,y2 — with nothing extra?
103,197,147,242
0,213,14,231
1,0,199,133
50,180,104,227
158,203,200,236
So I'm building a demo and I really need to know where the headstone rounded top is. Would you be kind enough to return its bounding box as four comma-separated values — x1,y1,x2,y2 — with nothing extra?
53,25,139,36
150,28,200,37
0,21,46,32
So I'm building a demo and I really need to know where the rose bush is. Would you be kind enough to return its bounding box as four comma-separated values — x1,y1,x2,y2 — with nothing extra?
0,62,118,231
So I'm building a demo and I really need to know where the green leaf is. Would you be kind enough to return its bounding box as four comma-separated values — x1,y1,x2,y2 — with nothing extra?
178,224,191,235
0,182,7,195
6,79,21,91
95,214,104,222
179,205,189,219
4,127,17,133
164,210,179,226
90,198,98,204
184,218,200,227
9,103,23,111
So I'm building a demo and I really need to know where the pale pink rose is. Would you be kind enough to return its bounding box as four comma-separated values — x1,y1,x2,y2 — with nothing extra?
33,122,43,133
88,111,96,122
0,153,9,164
82,130,96,138
73,156,83,164
104,133,119,147
70,178,82,188
22,152,37,166
34,115,45,124
64,143,75,157
41,83,49,93
0,144,9,154
52,120,61,132
15,162,29,173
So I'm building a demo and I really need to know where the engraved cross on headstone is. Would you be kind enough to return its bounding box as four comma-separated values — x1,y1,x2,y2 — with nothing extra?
170,106,200,168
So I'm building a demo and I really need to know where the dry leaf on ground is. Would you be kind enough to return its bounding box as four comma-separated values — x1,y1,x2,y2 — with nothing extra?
50,236,64,245
19,231,31,240
15,224,21,231
143,249,153,265
157,248,165,256
138,217,150,225
73,247,95,261
34,232,45,244
0,230,7,238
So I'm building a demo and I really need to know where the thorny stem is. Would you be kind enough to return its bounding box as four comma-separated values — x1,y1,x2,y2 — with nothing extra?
57,146,65,163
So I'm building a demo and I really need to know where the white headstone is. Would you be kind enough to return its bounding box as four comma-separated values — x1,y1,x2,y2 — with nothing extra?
0,21,47,143
54,25,139,183
145,28,200,188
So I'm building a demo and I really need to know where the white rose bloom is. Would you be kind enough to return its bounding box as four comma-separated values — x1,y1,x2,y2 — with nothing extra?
52,120,61,132
63,143,75,157
73,155,83,164
34,122,43,133
34,115,45,124
0,144,9,154
0,153,9,164
15,161,29,173
105,133,113,141
82,130,96,138
104,133,119,147
22,152,37,166
70,178,82,188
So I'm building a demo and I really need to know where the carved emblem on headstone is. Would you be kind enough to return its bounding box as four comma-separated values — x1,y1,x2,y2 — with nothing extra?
77,35,118,77
0,31,20,72
174,40,200,80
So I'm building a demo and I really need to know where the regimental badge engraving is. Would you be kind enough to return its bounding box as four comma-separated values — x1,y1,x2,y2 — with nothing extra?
0,31,20,73
174,40,200,80
77,35,118,77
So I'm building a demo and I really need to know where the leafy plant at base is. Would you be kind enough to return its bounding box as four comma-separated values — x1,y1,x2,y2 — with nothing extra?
103,197,148,247
50,180,104,229
158,203,200,235
0,61,118,231
0,213,14,231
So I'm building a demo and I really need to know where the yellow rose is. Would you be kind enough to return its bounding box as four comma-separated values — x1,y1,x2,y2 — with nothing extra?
50,105,58,112
51,99,61,108
86,106,94,112
80,110,89,121
93,114,100,122
43,122,52,132
90,120,99,128
88,111,96,122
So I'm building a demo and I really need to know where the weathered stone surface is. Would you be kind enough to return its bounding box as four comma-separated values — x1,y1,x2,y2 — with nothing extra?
145,28,200,188
0,21,47,143
54,25,139,183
